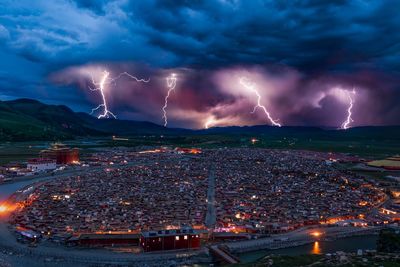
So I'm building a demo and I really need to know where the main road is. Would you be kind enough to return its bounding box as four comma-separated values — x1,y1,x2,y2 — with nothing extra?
205,164,216,228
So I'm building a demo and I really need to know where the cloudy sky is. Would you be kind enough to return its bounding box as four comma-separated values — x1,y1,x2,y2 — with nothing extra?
0,0,399,128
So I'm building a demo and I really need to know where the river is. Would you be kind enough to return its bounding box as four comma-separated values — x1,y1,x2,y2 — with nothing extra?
0,174,65,202
0,180,38,202
239,235,378,263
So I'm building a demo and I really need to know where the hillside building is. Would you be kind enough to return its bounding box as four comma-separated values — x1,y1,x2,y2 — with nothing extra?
40,143,79,164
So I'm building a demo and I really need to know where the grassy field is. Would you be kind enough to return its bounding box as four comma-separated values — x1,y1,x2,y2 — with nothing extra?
234,254,400,267
0,140,101,165
368,159,400,168
0,133,398,165
0,142,45,165
103,134,399,159
233,254,323,267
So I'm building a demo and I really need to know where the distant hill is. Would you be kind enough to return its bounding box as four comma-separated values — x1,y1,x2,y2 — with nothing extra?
0,99,179,141
199,125,400,140
0,98,399,141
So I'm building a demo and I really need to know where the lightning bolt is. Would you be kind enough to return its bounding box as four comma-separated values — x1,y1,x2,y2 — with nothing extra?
89,70,150,119
90,71,115,119
341,89,356,130
162,73,177,127
239,77,282,127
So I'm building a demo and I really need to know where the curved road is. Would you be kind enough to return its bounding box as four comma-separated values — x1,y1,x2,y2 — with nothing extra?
0,166,205,267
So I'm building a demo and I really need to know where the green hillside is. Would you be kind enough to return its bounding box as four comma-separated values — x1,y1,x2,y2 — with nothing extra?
0,99,177,141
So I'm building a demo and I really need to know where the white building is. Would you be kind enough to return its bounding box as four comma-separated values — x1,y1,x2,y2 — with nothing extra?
27,158,56,172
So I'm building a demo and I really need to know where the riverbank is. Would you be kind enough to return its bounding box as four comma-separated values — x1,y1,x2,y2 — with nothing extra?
239,251,400,267
225,225,382,255
238,235,379,263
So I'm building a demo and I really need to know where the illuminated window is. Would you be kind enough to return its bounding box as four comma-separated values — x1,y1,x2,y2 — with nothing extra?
184,235,188,240
175,236,179,240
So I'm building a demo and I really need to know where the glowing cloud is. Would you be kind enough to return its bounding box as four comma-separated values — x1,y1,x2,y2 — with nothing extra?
204,116,216,129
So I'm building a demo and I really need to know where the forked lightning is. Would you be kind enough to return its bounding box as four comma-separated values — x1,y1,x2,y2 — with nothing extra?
89,70,149,119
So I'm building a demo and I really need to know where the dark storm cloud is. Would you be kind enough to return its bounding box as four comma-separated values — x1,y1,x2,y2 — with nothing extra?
124,0,400,72
0,0,399,127
2,0,399,71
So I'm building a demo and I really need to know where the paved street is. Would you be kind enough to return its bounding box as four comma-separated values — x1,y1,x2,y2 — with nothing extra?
205,165,216,228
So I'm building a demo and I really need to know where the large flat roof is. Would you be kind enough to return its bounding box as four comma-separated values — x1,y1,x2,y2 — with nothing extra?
141,228,206,238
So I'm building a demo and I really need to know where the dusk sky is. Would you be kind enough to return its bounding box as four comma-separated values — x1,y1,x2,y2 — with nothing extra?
0,0,399,128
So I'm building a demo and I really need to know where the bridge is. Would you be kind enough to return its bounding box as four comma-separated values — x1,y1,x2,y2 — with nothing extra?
209,245,240,264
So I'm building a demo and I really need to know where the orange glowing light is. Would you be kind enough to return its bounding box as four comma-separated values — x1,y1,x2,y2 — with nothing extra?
0,203,16,215
358,201,368,206
0,205,7,213
311,231,322,237
251,138,259,144
312,241,321,254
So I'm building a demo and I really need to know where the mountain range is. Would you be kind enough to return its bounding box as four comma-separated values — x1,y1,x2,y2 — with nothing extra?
0,98,181,141
0,98,399,141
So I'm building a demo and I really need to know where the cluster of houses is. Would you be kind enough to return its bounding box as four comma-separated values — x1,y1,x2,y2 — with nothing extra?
0,143,79,182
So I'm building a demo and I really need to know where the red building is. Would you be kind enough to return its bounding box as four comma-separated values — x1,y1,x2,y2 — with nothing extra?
140,228,202,252
40,143,79,164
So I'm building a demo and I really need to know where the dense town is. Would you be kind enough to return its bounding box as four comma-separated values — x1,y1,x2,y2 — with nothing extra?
7,146,398,240
0,143,399,266
211,149,386,232
11,152,209,235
